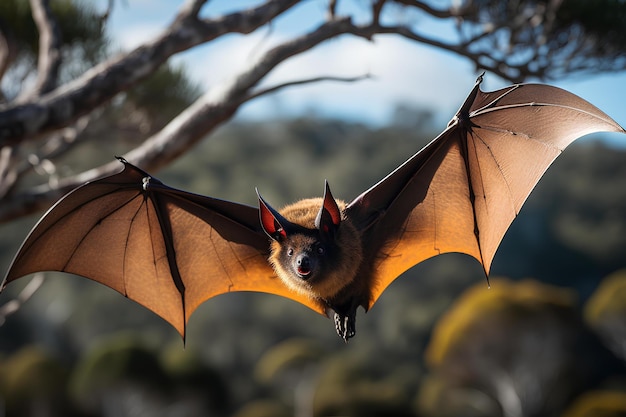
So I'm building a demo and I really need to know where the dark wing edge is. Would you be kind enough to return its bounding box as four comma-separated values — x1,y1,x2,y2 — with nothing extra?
346,76,625,310
2,159,326,339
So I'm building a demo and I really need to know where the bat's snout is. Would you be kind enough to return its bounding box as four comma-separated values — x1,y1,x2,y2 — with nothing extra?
294,253,313,279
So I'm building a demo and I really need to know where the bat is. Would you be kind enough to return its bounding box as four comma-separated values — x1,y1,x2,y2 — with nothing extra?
2,75,624,341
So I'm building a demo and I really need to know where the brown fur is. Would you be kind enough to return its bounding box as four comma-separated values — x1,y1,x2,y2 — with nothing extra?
268,198,363,302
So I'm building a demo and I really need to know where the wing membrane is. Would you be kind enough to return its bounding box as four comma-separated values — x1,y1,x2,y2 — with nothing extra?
347,78,625,308
3,161,326,338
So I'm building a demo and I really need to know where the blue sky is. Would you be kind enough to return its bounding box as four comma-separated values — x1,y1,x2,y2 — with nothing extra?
97,0,626,143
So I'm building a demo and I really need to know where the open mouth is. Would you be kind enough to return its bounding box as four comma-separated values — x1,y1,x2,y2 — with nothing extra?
296,266,311,279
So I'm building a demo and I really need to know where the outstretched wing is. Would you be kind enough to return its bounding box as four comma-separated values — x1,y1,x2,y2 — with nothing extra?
346,75,625,308
2,159,326,337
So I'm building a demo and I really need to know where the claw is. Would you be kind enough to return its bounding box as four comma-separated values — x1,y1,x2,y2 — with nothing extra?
334,310,356,342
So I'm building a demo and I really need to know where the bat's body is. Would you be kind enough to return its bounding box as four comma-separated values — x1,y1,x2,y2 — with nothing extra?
2,76,625,341
262,194,362,304
259,189,366,338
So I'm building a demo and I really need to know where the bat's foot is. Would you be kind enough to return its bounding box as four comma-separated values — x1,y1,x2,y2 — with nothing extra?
333,310,356,342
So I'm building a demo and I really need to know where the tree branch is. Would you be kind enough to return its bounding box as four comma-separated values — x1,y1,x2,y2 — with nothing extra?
0,146,16,198
1,0,614,222
0,11,505,222
246,74,372,102
372,0,387,25
0,273,45,327
13,114,91,184
391,0,461,19
0,19,18,100
376,24,526,82
0,17,378,222
177,0,209,19
0,0,300,147
21,0,63,100
122,17,371,169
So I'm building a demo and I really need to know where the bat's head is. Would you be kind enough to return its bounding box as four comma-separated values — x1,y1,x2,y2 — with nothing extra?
257,182,363,301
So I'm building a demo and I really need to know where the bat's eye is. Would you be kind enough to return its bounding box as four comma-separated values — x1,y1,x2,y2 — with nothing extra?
316,245,325,255
287,248,294,257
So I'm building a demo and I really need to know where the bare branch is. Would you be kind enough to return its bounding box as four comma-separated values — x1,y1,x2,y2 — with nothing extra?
246,74,372,102
0,146,16,198
177,0,209,19
372,0,387,25
327,0,337,20
0,0,300,147
391,0,460,19
0,273,45,327
376,24,525,82
0,12,495,222
1,0,622,222
0,17,377,222
16,115,91,180
23,0,63,99
121,17,370,170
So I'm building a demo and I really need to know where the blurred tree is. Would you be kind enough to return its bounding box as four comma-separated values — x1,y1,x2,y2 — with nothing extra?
232,399,291,417
458,0,626,79
1,0,625,223
255,338,325,383
312,352,415,417
0,345,74,417
68,334,231,416
489,141,626,287
560,390,626,417
389,103,435,130
420,279,623,417
0,0,107,100
255,338,325,417
546,144,626,270
417,373,502,417
424,279,577,366
584,269,626,362
69,334,171,415
160,343,230,414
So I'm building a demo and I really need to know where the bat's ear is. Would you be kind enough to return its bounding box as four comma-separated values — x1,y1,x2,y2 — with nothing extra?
257,189,289,241
315,181,341,238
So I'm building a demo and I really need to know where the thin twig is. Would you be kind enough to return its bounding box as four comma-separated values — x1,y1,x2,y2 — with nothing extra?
246,74,372,102
176,0,209,19
391,0,461,19
0,273,45,327
0,146,16,198
372,0,387,25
